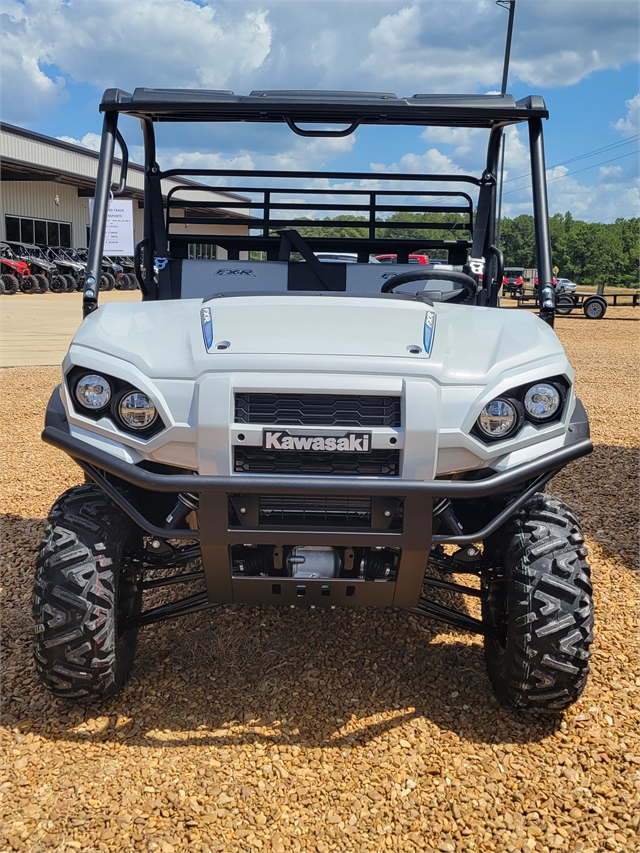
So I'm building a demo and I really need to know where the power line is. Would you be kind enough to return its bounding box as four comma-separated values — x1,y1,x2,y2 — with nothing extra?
549,134,640,170
502,148,639,197
502,134,640,187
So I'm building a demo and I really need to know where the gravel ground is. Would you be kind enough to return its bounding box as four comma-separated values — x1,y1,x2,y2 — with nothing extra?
1,309,639,853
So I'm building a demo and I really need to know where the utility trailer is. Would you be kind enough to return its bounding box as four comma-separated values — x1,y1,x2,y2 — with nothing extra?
33,87,595,713
515,284,640,319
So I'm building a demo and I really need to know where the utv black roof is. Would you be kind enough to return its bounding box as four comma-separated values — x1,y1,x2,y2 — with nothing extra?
100,89,548,129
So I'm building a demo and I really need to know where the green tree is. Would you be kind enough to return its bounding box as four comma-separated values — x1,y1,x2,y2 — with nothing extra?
499,215,536,267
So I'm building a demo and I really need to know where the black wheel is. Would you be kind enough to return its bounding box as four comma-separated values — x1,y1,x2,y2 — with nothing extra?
35,274,49,293
32,484,143,700
63,274,77,292
19,275,39,294
583,297,606,320
101,273,115,291
50,276,67,293
1,274,19,294
555,293,575,315
482,493,593,713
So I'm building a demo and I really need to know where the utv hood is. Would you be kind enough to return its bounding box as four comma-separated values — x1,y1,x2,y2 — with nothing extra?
69,295,566,383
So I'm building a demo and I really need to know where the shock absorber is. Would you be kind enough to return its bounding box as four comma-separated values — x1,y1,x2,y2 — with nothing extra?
433,498,464,536
165,493,199,529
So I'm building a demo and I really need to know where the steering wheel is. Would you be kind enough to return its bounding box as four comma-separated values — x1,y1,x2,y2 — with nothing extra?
380,268,478,302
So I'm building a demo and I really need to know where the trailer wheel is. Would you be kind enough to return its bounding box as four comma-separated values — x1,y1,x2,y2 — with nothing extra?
1,274,19,295
583,297,606,320
32,484,143,700
19,275,40,294
482,493,593,713
555,294,575,315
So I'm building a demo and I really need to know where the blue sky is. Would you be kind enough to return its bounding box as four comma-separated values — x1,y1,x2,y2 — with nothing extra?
2,0,639,222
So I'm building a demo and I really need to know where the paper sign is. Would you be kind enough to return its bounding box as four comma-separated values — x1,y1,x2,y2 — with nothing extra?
89,199,134,255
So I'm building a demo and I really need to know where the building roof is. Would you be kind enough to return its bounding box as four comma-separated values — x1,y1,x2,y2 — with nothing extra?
0,122,250,215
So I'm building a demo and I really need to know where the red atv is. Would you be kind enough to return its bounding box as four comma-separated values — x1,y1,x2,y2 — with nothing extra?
0,243,30,295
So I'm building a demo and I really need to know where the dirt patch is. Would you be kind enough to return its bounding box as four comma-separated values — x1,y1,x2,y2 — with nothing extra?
1,310,638,853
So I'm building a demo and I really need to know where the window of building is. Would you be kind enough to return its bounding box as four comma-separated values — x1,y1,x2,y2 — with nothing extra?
5,216,20,242
21,219,34,243
4,215,72,247
35,220,47,245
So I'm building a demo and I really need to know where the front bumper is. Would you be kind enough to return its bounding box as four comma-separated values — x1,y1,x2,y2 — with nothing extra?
42,406,591,608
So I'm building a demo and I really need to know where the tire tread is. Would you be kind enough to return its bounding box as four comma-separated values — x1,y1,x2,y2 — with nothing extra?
484,493,593,712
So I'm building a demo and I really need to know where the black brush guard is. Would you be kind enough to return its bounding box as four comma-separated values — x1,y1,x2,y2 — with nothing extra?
42,425,591,632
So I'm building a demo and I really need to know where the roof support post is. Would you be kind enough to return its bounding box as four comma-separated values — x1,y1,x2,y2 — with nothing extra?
484,126,503,306
528,117,555,326
83,110,118,317
141,119,163,299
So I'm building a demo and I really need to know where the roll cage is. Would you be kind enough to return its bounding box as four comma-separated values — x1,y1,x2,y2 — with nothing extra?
83,89,556,325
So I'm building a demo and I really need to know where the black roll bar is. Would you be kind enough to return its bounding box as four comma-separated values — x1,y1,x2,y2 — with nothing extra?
529,117,555,326
113,130,129,197
159,166,483,186
83,111,118,317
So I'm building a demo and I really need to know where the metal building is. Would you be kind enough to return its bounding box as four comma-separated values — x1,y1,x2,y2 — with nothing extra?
0,123,250,255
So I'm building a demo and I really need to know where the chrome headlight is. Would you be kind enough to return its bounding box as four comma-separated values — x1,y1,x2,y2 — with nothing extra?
524,383,561,421
118,391,157,429
477,398,518,438
75,374,111,409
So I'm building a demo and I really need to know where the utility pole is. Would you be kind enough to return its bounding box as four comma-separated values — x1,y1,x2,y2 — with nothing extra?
495,0,516,247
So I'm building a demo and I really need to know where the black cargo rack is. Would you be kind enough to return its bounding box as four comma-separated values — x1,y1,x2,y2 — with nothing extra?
164,175,475,262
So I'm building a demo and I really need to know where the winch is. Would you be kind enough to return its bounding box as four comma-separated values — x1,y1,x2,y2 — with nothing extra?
287,546,341,579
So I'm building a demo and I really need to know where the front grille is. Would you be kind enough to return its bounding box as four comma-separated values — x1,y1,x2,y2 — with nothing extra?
259,496,371,528
235,393,402,427
234,447,400,476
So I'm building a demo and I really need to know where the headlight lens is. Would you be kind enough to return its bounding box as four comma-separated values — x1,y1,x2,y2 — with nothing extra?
478,398,518,438
75,374,111,409
524,383,561,420
118,391,157,429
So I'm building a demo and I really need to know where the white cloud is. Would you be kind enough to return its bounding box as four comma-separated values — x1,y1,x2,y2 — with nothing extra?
371,147,467,176
0,0,272,125
1,0,638,129
599,165,625,182
420,127,487,158
56,132,102,152
613,94,640,138
0,0,68,123
154,130,355,176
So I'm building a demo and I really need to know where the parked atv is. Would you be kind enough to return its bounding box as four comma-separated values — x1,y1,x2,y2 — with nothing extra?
73,249,122,291
0,242,30,294
46,247,85,292
6,242,57,293
105,255,137,289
